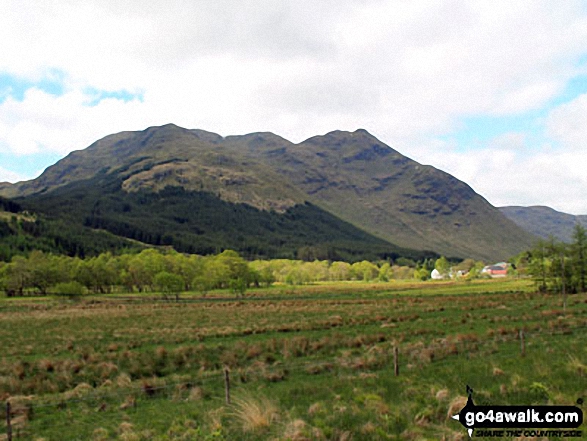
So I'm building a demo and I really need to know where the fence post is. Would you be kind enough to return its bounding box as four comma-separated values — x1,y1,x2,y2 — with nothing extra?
6,401,12,441
224,367,231,405
519,330,525,357
394,346,399,376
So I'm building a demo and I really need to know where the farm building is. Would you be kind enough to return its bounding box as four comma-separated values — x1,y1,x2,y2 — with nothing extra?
481,262,508,278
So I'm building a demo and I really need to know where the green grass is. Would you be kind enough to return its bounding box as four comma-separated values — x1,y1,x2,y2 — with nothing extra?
1,279,585,439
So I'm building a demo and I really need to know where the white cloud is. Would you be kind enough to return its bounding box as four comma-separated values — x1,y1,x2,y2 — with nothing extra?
0,0,587,213
0,166,28,184
407,125,587,215
545,93,587,150
0,88,149,156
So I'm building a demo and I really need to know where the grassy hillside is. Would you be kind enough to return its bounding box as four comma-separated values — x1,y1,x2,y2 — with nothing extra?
19,172,426,262
1,124,537,261
1,125,307,212
236,129,537,261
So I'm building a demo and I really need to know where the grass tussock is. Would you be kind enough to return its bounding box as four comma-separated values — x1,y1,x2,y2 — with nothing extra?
0,280,585,439
447,396,467,420
232,392,280,433
567,355,587,376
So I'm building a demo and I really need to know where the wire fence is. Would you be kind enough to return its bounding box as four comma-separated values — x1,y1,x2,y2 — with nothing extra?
2,319,586,439
1,285,585,439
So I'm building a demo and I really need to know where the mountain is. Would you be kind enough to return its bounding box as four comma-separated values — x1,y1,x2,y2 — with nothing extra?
0,126,423,261
0,124,536,261
499,206,587,243
235,129,536,261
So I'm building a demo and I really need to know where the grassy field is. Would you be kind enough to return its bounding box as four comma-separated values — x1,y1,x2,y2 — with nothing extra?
1,279,586,440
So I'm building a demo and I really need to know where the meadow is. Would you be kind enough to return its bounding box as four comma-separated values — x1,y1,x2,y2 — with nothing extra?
1,279,586,440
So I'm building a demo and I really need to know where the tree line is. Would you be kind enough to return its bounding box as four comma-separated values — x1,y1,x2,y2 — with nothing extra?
522,224,587,295
0,248,486,299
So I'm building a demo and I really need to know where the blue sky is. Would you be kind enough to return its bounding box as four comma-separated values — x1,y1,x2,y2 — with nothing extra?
1,1,587,214
449,74,587,147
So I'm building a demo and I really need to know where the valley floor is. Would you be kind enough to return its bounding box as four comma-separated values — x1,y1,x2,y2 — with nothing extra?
1,279,586,440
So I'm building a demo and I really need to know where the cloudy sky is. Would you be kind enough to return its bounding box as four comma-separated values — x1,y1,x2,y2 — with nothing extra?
1,1,587,214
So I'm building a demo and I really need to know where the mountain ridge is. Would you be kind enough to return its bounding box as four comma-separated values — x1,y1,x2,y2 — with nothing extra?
0,124,537,261
499,205,587,243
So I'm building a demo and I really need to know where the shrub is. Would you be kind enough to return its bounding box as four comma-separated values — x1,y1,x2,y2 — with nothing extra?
154,271,184,301
53,281,86,298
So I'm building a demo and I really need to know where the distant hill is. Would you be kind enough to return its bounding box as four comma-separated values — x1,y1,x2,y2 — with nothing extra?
499,206,587,243
0,124,536,261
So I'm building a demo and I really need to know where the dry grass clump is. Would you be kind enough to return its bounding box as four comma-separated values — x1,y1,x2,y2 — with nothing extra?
364,395,390,415
308,402,324,416
416,348,435,365
245,343,263,359
446,396,467,420
61,359,84,375
64,382,93,400
232,392,280,433
567,355,587,376
238,361,267,383
219,349,239,368
119,395,136,410
263,367,287,382
206,407,226,432
99,379,113,389
304,362,333,375
332,430,353,441
492,367,505,376
37,358,55,372
154,346,168,359
444,430,467,441
6,395,34,429
282,336,310,358
187,386,206,402
336,349,383,372
117,422,140,441
511,374,523,388
11,361,27,380
91,427,110,441
434,388,449,402
97,362,119,379
171,345,195,367
361,421,376,435
115,373,132,388
141,377,166,397
282,418,312,441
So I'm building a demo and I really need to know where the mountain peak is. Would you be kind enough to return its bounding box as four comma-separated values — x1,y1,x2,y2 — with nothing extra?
0,124,537,260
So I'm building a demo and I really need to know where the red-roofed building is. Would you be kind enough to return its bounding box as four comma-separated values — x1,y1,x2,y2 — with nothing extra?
481,262,509,278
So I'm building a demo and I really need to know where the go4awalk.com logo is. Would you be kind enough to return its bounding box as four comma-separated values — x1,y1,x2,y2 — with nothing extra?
451,386,584,438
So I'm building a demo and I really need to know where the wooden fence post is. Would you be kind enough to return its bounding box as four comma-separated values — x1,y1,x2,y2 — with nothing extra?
519,330,525,357
394,346,399,376
6,401,12,441
224,367,231,405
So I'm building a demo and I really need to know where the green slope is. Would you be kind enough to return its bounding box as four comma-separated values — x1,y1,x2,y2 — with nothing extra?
17,171,427,262
0,196,142,261
1,124,536,261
